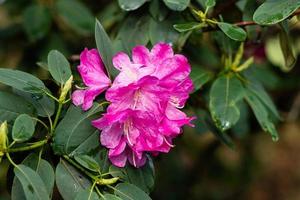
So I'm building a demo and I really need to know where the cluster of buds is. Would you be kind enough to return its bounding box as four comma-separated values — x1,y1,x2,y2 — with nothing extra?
0,121,8,163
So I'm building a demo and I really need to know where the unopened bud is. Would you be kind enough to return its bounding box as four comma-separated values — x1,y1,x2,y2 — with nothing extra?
59,75,73,102
0,121,8,157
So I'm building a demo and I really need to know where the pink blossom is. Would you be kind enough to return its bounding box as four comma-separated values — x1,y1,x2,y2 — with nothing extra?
72,48,111,111
92,43,195,168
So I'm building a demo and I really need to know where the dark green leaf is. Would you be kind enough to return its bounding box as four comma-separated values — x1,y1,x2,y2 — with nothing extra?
52,104,103,155
56,159,92,200
190,67,213,92
149,19,179,45
0,69,46,93
217,22,247,41
47,50,72,84
12,114,35,142
23,4,51,41
114,183,152,200
74,155,100,172
14,89,55,117
245,89,279,141
118,0,148,11
56,0,94,35
75,190,99,200
117,15,150,54
209,74,245,131
149,0,168,21
173,22,203,32
0,91,35,123
14,165,49,200
102,194,122,200
163,0,190,11
253,0,300,25
109,158,155,193
12,154,55,200
95,19,119,79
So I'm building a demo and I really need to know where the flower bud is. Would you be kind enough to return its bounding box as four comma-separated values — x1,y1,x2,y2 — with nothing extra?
0,121,8,157
59,75,73,102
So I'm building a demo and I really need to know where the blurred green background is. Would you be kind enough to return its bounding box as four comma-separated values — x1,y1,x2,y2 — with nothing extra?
1,0,300,199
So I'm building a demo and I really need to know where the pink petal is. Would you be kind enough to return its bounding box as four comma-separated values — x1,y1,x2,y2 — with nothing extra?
132,45,150,65
109,151,127,168
112,52,132,71
151,43,174,65
72,90,85,106
100,123,123,149
109,140,127,157
82,87,108,111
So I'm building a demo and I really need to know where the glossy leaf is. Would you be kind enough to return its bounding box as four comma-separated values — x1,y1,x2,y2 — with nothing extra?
12,114,35,142
245,89,279,141
56,0,94,35
47,50,72,84
95,19,119,79
205,0,216,8
12,154,55,199
102,194,122,200
163,0,190,11
23,4,51,41
14,165,49,200
118,0,148,11
0,91,35,123
149,19,179,45
0,69,46,94
14,89,55,117
109,158,155,193
52,104,103,155
253,0,300,25
114,183,152,200
209,74,245,131
56,159,92,200
173,22,203,32
74,155,100,172
75,190,99,200
217,22,247,41
190,67,213,92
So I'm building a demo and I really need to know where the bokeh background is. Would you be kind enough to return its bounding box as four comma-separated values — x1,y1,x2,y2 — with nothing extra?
1,0,300,199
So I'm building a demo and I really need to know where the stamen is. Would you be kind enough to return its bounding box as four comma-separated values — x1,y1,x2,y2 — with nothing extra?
163,136,175,147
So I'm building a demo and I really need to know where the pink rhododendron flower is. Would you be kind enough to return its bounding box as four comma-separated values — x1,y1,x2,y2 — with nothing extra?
72,43,194,168
72,48,111,111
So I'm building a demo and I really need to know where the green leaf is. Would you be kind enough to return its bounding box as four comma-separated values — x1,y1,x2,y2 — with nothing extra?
209,74,245,131
109,158,155,193
117,15,150,54
278,22,296,72
245,89,279,141
173,22,203,32
14,165,49,200
163,0,190,11
0,69,46,93
217,22,247,41
118,0,148,11
149,18,179,45
23,4,51,41
253,0,300,25
102,194,122,200
12,154,55,199
205,0,216,8
56,159,92,200
95,19,119,79
149,0,168,22
75,190,99,200
55,0,94,35
47,50,72,84
114,183,152,200
14,89,55,117
0,91,35,123
12,114,35,142
244,74,280,120
190,67,213,92
52,104,103,155
74,155,100,172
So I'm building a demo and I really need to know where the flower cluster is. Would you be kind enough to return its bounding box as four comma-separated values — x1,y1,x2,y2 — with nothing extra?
72,43,194,168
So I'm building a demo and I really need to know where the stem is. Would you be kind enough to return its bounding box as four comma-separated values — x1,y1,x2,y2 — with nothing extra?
43,90,59,102
95,187,105,198
6,153,19,169
63,155,96,180
31,117,49,131
52,102,63,134
7,139,47,153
